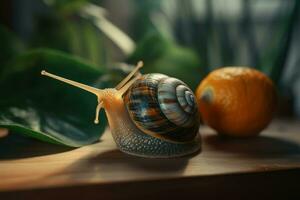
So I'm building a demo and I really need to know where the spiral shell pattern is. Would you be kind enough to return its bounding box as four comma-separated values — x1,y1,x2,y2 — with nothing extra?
124,73,199,143
158,78,197,128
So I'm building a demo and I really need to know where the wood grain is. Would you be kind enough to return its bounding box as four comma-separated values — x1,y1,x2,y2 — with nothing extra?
0,120,300,197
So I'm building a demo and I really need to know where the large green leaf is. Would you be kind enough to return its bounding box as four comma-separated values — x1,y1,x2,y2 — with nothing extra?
0,49,108,147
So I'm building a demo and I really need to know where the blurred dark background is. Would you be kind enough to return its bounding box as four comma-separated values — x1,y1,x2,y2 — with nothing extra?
1,0,300,118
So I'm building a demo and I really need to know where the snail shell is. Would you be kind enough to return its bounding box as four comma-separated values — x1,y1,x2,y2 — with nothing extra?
124,73,200,143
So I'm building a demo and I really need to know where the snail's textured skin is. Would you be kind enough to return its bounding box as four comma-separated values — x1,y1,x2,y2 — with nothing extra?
124,74,199,143
112,124,201,158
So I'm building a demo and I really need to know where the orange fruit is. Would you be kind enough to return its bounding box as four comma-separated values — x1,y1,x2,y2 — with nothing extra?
196,67,277,137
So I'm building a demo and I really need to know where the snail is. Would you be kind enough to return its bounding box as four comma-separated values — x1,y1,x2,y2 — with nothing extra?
41,61,201,158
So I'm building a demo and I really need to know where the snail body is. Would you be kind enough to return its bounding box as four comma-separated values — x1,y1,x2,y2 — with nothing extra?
41,62,201,158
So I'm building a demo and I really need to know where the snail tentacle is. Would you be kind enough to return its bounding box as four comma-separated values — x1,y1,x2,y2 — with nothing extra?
115,61,143,90
41,70,101,96
118,74,142,96
94,100,103,124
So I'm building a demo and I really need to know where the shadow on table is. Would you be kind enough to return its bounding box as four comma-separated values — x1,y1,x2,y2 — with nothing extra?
64,143,201,182
0,132,73,160
72,132,202,173
204,133,300,158
91,148,199,172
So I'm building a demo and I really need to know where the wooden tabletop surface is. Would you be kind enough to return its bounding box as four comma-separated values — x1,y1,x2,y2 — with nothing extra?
0,120,300,198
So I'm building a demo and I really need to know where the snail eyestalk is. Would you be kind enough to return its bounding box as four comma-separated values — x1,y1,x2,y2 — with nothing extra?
41,70,101,96
115,60,143,90
119,75,141,96
94,100,103,124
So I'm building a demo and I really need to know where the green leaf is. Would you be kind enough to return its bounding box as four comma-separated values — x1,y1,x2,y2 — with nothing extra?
0,48,108,147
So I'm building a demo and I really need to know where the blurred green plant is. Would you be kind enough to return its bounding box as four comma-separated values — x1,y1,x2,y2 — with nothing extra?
31,1,136,67
130,0,299,85
30,0,105,66
81,3,136,56
0,26,25,66
128,32,204,90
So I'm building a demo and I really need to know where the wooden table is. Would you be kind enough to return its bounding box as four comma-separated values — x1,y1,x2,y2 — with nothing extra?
0,120,300,199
